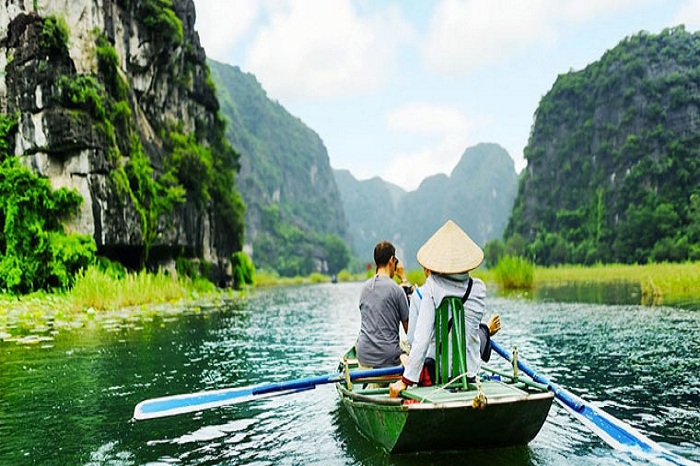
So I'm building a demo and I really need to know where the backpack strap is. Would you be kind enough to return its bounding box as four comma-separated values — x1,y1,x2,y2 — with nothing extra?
461,277,474,304
448,277,473,334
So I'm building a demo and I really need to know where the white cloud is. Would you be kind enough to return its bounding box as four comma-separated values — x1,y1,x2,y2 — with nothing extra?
382,103,474,190
386,103,471,135
381,136,469,191
193,0,260,61
422,0,655,76
422,0,556,75
244,0,413,100
558,0,651,23
673,0,700,31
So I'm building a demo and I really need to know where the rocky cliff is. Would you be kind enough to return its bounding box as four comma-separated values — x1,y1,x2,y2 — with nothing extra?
0,0,244,280
506,27,700,264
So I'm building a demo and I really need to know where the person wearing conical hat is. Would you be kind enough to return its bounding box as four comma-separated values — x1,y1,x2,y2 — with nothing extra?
390,220,487,397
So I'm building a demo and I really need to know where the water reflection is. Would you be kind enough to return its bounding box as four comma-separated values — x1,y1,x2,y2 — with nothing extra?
532,281,642,306
1,283,699,465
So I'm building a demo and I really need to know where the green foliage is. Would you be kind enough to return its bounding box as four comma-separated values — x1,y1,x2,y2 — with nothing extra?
0,156,96,293
40,15,70,54
0,113,18,159
94,256,127,279
230,251,255,288
167,132,213,206
406,268,427,286
252,204,350,277
139,0,184,46
506,27,700,266
493,256,534,290
122,138,185,267
95,32,128,101
323,235,351,275
175,257,198,279
484,239,506,268
56,75,107,121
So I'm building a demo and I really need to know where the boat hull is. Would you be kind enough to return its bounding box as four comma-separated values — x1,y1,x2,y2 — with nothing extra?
337,382,553,453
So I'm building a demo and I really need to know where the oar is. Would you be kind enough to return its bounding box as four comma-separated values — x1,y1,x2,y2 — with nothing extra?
133,365,403,421
491,340,698,466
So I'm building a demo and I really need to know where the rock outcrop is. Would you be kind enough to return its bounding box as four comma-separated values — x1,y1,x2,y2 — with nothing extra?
0,0,243,280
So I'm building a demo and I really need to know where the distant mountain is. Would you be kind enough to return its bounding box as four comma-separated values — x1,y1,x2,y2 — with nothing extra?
336,143,518,269
334,170,406,264
208,60,350,275
506,27,700,265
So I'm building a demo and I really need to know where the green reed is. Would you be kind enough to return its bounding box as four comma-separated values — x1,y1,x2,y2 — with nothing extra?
490,256,535,290
472,261,700,306
0,266,222,338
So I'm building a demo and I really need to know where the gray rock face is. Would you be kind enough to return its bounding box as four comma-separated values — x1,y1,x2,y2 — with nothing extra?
1,0,238,280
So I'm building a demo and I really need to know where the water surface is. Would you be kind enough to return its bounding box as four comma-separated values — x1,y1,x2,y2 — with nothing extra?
1,282,698,465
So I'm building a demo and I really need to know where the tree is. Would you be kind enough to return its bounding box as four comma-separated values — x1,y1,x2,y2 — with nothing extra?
324,235,350,275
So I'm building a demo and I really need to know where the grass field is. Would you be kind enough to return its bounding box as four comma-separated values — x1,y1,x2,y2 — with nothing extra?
476,261,700,306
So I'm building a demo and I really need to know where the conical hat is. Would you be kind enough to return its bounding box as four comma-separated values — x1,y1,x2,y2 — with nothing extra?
416,220,484,274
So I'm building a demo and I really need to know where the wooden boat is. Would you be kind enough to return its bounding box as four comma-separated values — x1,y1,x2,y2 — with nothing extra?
336,349,554,453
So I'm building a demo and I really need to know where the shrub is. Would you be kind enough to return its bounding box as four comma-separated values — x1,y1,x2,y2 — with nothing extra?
40,15,70,54
231,251,255,288
493,255,534,290
0,156,96,293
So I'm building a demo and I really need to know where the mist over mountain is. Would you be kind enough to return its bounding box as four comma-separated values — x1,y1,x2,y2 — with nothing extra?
336,143,518,269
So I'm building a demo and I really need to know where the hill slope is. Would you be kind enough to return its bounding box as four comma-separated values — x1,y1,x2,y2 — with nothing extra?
208,60,350,275
506,27,700,264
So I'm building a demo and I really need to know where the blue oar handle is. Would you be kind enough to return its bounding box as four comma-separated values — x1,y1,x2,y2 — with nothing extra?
348,365,404,379
253,381,317,395
252,365,403,396
491,340,584,412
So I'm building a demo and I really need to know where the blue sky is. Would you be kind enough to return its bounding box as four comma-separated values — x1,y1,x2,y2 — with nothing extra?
192,0,700,191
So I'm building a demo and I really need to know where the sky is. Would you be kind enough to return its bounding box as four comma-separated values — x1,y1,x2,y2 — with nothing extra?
191,0,700,191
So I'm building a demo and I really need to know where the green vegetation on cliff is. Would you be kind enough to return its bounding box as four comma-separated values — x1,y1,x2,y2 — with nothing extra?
208,60,349,276
506,26,700,265
0,115,95,294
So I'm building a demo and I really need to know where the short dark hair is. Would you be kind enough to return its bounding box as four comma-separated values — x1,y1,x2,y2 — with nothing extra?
374,241,395,267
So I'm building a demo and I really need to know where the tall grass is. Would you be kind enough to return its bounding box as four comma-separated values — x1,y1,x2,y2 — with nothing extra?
491,256,535,290
67,266,213,312
534,262,700,306
0,265,222,338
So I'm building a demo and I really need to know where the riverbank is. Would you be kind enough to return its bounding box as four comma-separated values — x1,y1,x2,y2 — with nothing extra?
3,261,698,342
0,266,241,341
475,261,700,306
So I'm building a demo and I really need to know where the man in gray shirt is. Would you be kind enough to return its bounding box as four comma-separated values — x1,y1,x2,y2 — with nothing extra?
356,241,410,368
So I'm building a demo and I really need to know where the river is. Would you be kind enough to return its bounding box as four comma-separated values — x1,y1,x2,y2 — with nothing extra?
0,282,698,465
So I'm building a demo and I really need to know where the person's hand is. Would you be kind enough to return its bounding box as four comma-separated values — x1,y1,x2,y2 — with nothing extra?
399,353,408,366
389,379,407,398
395,260,407,279
488,314,501,336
